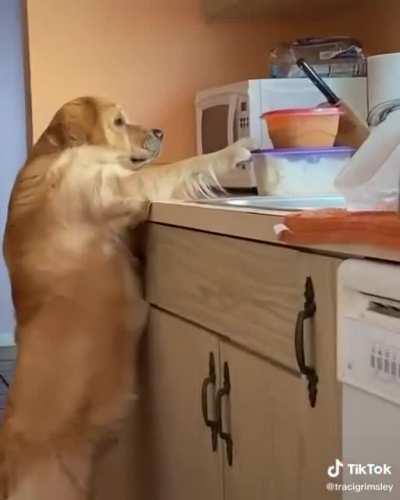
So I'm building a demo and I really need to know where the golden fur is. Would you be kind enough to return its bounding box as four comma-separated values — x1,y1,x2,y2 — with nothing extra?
2,96,252,499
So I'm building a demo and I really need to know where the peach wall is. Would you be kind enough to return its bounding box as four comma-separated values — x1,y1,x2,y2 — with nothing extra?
281,0,400,57
293,0,400,55
26,0,400,161
26,0,285,161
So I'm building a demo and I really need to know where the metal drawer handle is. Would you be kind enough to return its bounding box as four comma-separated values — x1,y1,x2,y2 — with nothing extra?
216,362,233,466
201,352,218,451
295,276,319,408
0,374,9,389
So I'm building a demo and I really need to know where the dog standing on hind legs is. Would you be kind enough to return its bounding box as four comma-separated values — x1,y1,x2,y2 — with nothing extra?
1,96,253,499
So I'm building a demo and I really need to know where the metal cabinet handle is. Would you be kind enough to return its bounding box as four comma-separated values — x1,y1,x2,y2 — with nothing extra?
295,276,319,408
201,352,218,451
216,362,233,466
0,374,9,389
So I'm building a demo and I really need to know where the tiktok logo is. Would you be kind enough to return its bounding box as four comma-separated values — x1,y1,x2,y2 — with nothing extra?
327,459,344,478
327,459,392,478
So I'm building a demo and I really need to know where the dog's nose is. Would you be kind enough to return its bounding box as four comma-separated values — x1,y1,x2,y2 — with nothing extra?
152,128,164,140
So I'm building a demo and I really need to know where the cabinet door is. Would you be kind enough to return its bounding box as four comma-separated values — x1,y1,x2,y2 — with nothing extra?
136,308,223,500
219,341,305,500
298,254,342,500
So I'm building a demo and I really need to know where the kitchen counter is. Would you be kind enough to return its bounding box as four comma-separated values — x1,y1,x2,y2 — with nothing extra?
150,200,400,263
142,200,396,500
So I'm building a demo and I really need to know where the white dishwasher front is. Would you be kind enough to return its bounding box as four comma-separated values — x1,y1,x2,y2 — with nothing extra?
338,259,400,499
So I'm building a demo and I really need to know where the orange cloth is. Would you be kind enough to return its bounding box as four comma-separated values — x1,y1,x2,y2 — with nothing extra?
279,209,400,249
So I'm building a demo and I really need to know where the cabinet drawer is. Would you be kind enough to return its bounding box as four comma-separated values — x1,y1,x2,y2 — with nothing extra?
145,223,306,371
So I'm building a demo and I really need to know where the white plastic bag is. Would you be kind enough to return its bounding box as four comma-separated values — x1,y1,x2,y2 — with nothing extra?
335,109,400,211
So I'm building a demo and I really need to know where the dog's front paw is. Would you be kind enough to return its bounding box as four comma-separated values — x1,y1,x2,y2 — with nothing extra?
222,138,256,166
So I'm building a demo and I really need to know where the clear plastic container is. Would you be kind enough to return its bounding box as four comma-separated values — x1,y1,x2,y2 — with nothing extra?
270,37,367,78
253,147,355,196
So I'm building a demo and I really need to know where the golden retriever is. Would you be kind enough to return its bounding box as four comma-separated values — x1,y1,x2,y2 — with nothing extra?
1,96,252,499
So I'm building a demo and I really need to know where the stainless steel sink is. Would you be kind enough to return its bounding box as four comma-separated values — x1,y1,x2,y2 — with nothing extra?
193,195,346,211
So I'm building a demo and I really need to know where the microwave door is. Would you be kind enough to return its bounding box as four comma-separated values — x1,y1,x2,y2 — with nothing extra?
199,94,238,155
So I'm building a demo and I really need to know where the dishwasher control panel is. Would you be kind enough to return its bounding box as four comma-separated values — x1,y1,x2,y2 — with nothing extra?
371,342,400,382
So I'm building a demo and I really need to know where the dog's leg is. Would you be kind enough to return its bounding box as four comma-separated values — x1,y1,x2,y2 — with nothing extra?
145,138,254,200
113,138,254,204
7,444,93,500
103,198,151,229
96,139,253,225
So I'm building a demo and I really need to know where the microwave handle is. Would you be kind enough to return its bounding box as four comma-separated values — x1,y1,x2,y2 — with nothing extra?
227,95,238,146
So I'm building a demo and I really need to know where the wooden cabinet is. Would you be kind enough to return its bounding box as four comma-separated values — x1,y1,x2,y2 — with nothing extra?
300,254,342,499
220,341,304,500
136,223,342,499
222,312,341,500
203,0,356,18
146,224,305,371
139,300,340,499
137,309,223,500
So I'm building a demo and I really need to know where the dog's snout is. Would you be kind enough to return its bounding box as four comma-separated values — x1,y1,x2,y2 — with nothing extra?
152,128,164,140
143,128,163,156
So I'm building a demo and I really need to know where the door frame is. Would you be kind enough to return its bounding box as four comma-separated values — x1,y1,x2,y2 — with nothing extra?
21,0,33,152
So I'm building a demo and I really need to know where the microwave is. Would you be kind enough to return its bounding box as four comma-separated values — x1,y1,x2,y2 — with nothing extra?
195,78,368,188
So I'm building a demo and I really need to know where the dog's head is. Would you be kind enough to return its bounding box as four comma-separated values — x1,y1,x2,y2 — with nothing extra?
32,96,164,168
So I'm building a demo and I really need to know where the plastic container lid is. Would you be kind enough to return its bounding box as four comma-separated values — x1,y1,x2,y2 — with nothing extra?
251,146,355,157
261,106,342,119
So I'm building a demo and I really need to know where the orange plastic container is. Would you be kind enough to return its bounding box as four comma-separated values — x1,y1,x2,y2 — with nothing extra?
262,106,341,148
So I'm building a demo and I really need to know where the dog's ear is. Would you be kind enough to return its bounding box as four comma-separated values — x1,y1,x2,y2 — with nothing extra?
61,115,87,147
43,116,86,150
30,100,91,159
45,105,88,148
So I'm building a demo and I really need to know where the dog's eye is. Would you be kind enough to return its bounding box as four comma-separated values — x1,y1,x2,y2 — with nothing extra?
114,117,125,127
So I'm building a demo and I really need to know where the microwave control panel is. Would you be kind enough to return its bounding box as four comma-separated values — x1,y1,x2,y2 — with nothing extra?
237,97,249,140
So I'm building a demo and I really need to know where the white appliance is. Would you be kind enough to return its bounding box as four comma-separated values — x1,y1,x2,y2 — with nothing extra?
338,259,400,499
195,78,368,188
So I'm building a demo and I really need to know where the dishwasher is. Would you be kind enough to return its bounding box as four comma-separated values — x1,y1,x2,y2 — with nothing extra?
338,259,400,498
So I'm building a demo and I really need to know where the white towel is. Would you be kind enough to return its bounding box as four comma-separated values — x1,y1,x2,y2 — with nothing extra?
335,109,400,210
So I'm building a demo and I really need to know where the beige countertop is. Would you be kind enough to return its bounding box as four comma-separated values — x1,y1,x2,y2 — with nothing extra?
150,201,400,263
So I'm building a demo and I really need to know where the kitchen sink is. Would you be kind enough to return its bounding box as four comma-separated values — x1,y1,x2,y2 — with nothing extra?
193,195,346,211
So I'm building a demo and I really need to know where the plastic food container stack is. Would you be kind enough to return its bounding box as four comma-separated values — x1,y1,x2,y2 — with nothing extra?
253,147,355,196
